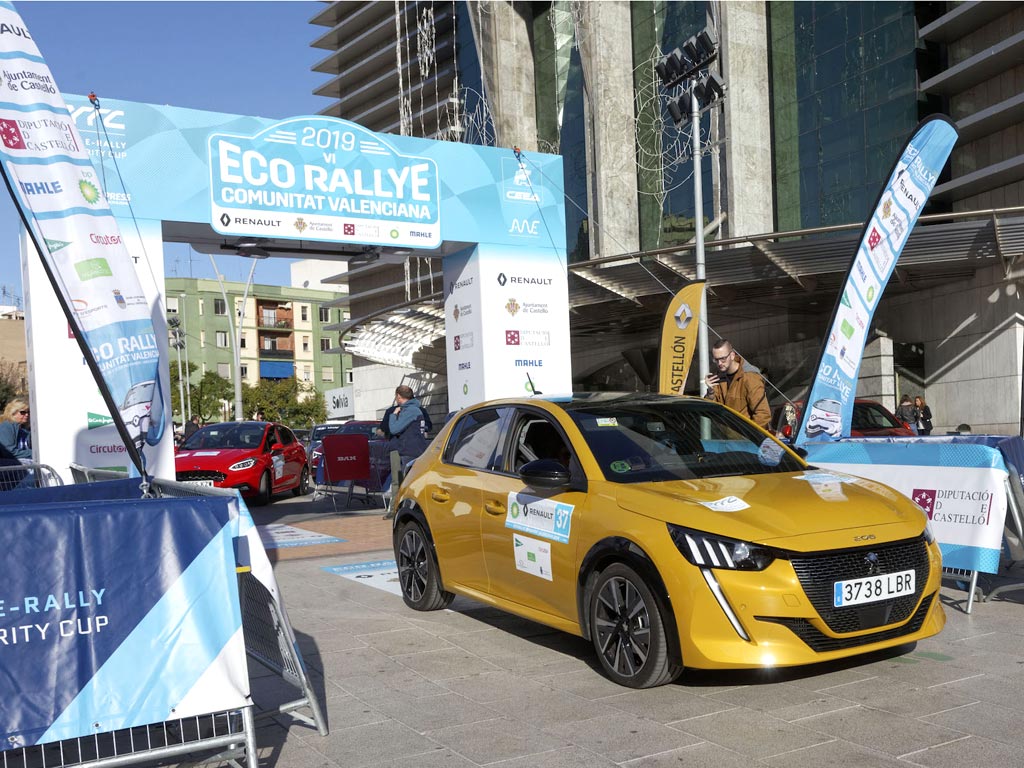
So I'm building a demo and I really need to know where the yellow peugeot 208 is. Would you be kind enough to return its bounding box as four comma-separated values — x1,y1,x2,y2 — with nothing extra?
391,393,944,688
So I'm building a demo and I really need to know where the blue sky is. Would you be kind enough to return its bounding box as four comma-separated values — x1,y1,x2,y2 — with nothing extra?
1,0,329,306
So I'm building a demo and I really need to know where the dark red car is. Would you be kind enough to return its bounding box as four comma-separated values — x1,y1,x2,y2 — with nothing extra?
771,399,915,441
175,421,309,505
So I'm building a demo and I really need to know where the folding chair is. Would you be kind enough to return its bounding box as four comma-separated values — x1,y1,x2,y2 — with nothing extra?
314,434,371,512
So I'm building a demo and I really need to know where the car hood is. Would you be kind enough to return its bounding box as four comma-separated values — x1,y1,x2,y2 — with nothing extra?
176,448,258,466
612,469,924,550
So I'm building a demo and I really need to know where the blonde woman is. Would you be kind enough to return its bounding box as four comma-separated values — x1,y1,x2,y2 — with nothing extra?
915,395,933,436
0,397,31,462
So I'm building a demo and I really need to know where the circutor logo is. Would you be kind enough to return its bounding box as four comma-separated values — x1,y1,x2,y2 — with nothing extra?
79,179,100,205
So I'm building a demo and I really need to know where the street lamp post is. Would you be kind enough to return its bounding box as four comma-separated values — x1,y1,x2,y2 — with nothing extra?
657,26,726,395
180,293,192,420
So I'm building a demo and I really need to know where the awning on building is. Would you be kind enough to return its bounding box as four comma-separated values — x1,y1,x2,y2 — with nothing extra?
259,360,294,379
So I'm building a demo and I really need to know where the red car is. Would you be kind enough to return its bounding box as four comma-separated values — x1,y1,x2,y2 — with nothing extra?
175,421,309,504
771,399,915,441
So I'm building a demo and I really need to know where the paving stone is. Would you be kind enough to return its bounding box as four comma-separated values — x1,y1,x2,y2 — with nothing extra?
602,686,738,724
668,707,829,759
623,741,763,768
705,682,840,715
440,670,550,702
490,745,619,768
393,646,505,681
534,668,632,700
357,627,457,656
310,719,443,768
897,734,1018,767
798,704,965,757
425,717,569,763
546,712,703,763
812,675,981,718
356,690,500,733
923,699,1024,747
762,739,906,768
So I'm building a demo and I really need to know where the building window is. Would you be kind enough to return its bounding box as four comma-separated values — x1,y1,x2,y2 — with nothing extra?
166,296,179,313
346,369,354,384
217,362,231,379
198,299,204,316
240,335,246,349
302,335,310,352
200,330,206,348
320,338,331,352
240,364,248,379
216,331,228,348
319,307,330,323
301,305,308,322
322,367,334,382
302,366,311,382
214,298,227,316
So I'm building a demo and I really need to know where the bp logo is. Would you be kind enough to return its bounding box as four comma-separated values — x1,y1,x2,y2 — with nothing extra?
79,179,100,204
510,501,520,519
390,229,399,239
462,382,468,395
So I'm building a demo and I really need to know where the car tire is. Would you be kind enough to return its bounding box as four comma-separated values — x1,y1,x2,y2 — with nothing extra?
589,562,681,688
292,466,309,496
395,520,454,611
254,471,272,506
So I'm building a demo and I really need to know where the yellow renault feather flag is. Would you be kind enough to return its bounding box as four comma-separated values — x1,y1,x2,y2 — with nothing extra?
658,281,704,394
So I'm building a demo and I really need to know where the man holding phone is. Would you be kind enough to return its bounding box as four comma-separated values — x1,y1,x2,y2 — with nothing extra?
704,339,771,429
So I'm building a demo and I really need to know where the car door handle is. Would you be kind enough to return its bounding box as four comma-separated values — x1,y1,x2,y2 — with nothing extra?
484,501,505,516
431,489,451,503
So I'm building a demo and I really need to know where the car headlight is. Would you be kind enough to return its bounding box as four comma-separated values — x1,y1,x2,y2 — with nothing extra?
923,517,936,545
667,524,775,571
229,458,258,471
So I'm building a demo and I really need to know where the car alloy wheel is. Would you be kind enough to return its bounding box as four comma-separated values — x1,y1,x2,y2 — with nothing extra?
395,520,454,611
590,563,679,688
292,466,309,496
254,471,272,506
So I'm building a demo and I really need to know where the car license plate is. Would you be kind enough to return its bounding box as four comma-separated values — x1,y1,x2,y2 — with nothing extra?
183,479,215,487
833,570,915,607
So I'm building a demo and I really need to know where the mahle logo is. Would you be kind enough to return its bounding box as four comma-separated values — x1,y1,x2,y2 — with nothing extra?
88,412,114,429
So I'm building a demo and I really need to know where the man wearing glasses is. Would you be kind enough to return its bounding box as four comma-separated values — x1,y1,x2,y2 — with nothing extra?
704,340,771,429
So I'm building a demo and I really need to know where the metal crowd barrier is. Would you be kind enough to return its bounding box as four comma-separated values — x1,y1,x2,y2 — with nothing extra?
58,465,329,765
2,708,256,768
0,461,64,491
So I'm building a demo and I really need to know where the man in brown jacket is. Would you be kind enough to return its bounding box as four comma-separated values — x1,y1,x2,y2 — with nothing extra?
703,339,771,429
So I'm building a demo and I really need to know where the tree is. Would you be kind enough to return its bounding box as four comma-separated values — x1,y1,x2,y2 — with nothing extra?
0,359,26,413
243,378,325,427
167,359,198,423
193,371,233,423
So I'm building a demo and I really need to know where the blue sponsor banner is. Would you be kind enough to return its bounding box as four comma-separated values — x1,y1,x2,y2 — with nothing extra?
209,117,441,249
795,117,958,446
0,488,247,749
55,94,566,251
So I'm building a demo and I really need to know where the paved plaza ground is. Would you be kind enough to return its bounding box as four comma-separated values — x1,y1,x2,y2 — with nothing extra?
239,491,1024,768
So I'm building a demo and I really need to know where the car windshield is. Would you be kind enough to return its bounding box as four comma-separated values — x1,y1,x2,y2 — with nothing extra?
852,403,902,430
311,424,344,441
568,399,803,483
340,422,376,436
181,423,266,451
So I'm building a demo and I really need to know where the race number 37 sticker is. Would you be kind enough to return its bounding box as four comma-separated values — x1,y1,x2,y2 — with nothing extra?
506,492,573,544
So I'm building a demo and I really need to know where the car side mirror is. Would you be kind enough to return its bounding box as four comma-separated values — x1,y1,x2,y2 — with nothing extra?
519,459,571,490
791,446,808,459
271,442,285,453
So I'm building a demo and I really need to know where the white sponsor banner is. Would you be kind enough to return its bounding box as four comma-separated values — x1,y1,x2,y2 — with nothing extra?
815,461,1006,567
257,524,345,549
322,560,402,596
444,247,485,411
23,219,173,479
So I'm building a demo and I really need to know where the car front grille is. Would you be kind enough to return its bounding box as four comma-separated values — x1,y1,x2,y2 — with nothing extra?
176,470,226,483
787,535,931,633
757,593,935,652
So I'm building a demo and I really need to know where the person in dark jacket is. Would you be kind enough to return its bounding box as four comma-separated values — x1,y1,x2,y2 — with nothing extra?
915,395,933,435
386,385,429,464
182,414,201,440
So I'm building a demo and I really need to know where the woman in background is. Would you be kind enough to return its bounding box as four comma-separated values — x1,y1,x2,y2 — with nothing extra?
0,397,31,462
915,395,933,436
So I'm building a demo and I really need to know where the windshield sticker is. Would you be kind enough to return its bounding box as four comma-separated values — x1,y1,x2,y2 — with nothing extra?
646,421,666,432
506,492,573,543
610,460,632,474
513,533,553,581
700,496,750,512
809,481,848,503
795,472,847,484
758,438,785,466
596,417,618,427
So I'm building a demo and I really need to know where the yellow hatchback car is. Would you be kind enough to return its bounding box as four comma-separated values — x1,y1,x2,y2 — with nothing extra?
391,393,944,688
